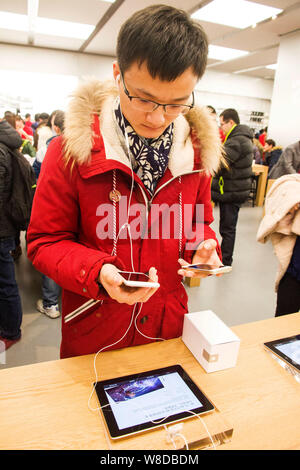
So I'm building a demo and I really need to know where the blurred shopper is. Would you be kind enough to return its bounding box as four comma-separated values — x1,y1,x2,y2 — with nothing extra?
264,139,282,174
34,111,65,319
15,115,34,143
257,174,300,316
269,140,300,179
253,133,264,164
0,118,23,349
31,113,40,132
33,110,64,179
23,114,34,137
207,105,225,142
211,108,253,266
259,127,267,147
33,112,50,150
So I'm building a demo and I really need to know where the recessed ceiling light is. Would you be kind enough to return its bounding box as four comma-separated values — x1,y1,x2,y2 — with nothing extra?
191,0,282,29
209,45,249,61
0,11,94,39
35,17,94,39
0,11,28,32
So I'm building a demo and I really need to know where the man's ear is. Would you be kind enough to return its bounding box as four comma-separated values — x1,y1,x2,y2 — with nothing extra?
113,61,121,83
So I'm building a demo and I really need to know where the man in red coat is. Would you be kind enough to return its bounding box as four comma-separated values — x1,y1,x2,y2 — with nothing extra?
27,5,224,358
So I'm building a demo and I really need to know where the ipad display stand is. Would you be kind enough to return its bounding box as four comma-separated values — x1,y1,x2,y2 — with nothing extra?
99,405,233,450
265,349,300,383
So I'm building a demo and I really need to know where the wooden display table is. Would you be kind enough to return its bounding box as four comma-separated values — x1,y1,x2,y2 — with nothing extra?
0,313,299,450
252,163,269,207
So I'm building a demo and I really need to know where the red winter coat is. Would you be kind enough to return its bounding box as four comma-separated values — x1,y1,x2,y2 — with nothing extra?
27,80,223,359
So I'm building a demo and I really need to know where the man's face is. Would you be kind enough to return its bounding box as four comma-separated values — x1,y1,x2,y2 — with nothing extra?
113,61,198,139
219,116,234,136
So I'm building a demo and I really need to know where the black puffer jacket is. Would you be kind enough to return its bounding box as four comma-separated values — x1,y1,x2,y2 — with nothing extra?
0,120,23,238
211,124,254,203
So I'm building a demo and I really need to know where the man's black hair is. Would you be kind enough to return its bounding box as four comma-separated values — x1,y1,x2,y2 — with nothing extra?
117,5,208,81
220,108,240,125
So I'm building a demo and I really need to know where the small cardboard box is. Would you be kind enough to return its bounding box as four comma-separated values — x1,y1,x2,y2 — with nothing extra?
182,310,240,373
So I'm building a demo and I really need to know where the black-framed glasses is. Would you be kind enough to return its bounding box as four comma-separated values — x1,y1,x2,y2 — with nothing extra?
120,73,194,116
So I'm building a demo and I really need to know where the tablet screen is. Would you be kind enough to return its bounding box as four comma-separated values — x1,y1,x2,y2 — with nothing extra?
94,365,214,439
264,334,300,372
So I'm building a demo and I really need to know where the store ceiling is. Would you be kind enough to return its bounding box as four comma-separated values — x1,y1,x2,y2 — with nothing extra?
0,0,299,80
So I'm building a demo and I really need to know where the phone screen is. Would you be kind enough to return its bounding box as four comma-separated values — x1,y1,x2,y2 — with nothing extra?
119,272,150,282
187,264,218,270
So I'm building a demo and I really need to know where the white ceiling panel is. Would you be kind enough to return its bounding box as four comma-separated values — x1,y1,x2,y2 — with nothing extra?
191,20,238,43
33,34,85,51
0,0,27,15
209,46,279,72
38,0,109,24
211,26,279,51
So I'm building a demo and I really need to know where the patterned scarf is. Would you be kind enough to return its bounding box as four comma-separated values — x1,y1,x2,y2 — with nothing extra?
114,100,173,194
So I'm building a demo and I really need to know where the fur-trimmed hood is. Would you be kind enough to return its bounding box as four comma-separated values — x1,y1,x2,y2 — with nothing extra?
64,79,223,176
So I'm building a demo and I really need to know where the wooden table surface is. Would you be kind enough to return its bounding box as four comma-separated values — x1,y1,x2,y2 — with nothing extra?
0,312,299,450
252,163,269,207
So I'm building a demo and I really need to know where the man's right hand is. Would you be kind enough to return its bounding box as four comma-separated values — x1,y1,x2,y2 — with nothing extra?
99,264,159,305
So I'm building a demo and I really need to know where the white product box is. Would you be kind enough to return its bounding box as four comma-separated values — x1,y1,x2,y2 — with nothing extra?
182,310,240,373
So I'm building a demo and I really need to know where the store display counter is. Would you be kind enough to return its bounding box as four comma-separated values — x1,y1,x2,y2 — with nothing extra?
0,312,299,450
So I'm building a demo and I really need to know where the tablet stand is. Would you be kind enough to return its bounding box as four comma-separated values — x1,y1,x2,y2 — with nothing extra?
99,405,233,450
266,350,300,383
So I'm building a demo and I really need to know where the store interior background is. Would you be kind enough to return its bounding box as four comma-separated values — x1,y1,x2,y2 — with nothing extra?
0,0,299,367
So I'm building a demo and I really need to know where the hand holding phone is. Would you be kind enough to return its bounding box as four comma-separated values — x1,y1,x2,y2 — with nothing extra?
177,238,226,278
99,264,159,305
119,271,160,288
180,263,232,275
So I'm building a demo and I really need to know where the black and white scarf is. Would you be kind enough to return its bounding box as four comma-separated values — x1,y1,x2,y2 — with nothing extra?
114,100,173,194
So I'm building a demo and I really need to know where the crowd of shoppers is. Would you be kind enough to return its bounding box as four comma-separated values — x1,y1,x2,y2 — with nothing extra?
0,109,64,351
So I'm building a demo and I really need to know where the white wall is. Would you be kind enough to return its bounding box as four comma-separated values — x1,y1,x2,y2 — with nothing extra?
0,43,273,126
267,30,300,148
196,70,273,131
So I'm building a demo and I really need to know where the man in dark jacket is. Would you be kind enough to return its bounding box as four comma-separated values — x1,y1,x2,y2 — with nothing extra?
0,119,23,350
211,108,253,265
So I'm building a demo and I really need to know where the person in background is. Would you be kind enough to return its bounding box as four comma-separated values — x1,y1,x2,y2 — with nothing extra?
15,115,34,144
34,111,65,319
33,110,64,179
31,113,40,132
211,108,253,266
27,5,224,359
207,105,225,142
253,132,264,164
259,127,267,147
257,174,300,316
268,140,300,179
264,139,282,174
0,117,23,350
33,112,50,150
23,114,34,137
2,113,32,259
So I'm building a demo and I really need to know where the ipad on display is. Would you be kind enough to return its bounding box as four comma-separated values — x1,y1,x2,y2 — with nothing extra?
94,364,214,439
264,334,300,373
